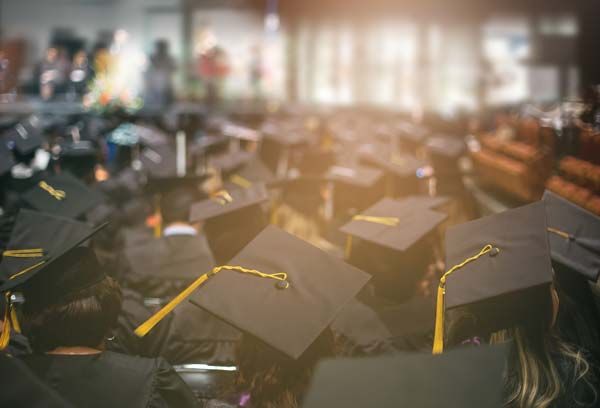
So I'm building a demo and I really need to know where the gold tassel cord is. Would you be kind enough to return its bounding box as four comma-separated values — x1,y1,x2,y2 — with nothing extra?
0,293,14,350
8,260,46,281
432,244,496,355
230,174,253,189
38,181,66,200
134,265,289,338
3,249,45,258
345,214,401,258
352,215,400,227
211,190,234,205
547,227,572,240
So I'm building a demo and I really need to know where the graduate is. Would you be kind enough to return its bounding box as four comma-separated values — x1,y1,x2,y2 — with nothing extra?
0,210,197,408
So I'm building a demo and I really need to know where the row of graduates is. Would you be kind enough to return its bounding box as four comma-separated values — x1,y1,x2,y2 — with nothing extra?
0,110,600,407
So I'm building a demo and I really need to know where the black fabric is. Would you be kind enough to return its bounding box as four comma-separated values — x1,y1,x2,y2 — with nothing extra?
190,225,371,359
302,344,507,408
0,353,74,408
444,202,554,336
123,234,216,298
21,351,197,408
20,172,105,219
543,190,600,281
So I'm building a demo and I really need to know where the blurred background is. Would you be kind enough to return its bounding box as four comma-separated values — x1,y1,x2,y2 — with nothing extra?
0,0,598,111
1,0,600,217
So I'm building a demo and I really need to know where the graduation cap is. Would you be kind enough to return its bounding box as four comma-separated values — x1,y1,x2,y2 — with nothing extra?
360,152,425,197
139,145,178,179
0,209,107,349
123,234,216,297
134,225,371,359
341,198,447,302
325,165,385,217
190,183,270,263
5,122,44,156
302,343,507,408
223,157,275,191
209,150,254,177
543,190,600,282
433,201,553,354
20,172,106,219
58,141,100,180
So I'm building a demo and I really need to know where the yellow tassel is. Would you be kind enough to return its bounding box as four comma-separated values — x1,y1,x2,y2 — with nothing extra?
0,293,12,350
210,190,234,205
230,174,252,189
432,244,495,354
8,260,46,281
135,265,289,338
154,196,162,238
10,306,20,334
2,249,44,258
38,181,66,200
352,214,400,227
345,235,353,259
547,227,571,240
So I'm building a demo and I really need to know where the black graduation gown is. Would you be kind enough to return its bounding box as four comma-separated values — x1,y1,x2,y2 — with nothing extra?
0,353,74,408
121,234,216,299
111,289,240,366
21,351,198,408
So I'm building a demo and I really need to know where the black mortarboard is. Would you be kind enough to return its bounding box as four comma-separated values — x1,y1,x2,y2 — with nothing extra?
209,150,254,177
341,198,446,302
139,145,178,179
326,165,385,217
543,190,600,282
302,343,507,408
223,157,275,191
359,152,426,197
58,140,100,179
434,202,553,353
0,140,16,175
0,209,107,297
4,122,44,156
20,172,106,219
135,225,370,359
123,234,216,297
190,183,270,263
146,174,210,197
190,183,269,222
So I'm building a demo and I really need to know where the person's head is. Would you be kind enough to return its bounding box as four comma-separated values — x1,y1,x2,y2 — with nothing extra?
46,47,58,62
155,40,169,55
231,328,337,408
73,50,87,66
159,187,200,227
20,248,122,353
447,282,596,408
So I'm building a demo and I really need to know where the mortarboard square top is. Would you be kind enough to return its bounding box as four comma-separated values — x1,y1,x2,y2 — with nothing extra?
326,165,383,188
397,195,450,210
20,172,105,219
189,182,269,222
139,145,178,179
302,343,507,408
188,225,371,359
543,190,600,281
5,122,44,156
0,209,106,294
340,198,447,252
444,201,553,311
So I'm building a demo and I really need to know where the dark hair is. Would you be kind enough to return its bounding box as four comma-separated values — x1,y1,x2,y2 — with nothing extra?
21,277,122,353
160,188,199,226
227,329,337,408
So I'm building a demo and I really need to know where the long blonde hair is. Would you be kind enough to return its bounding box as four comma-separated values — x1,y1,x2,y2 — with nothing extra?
490,328,594,408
